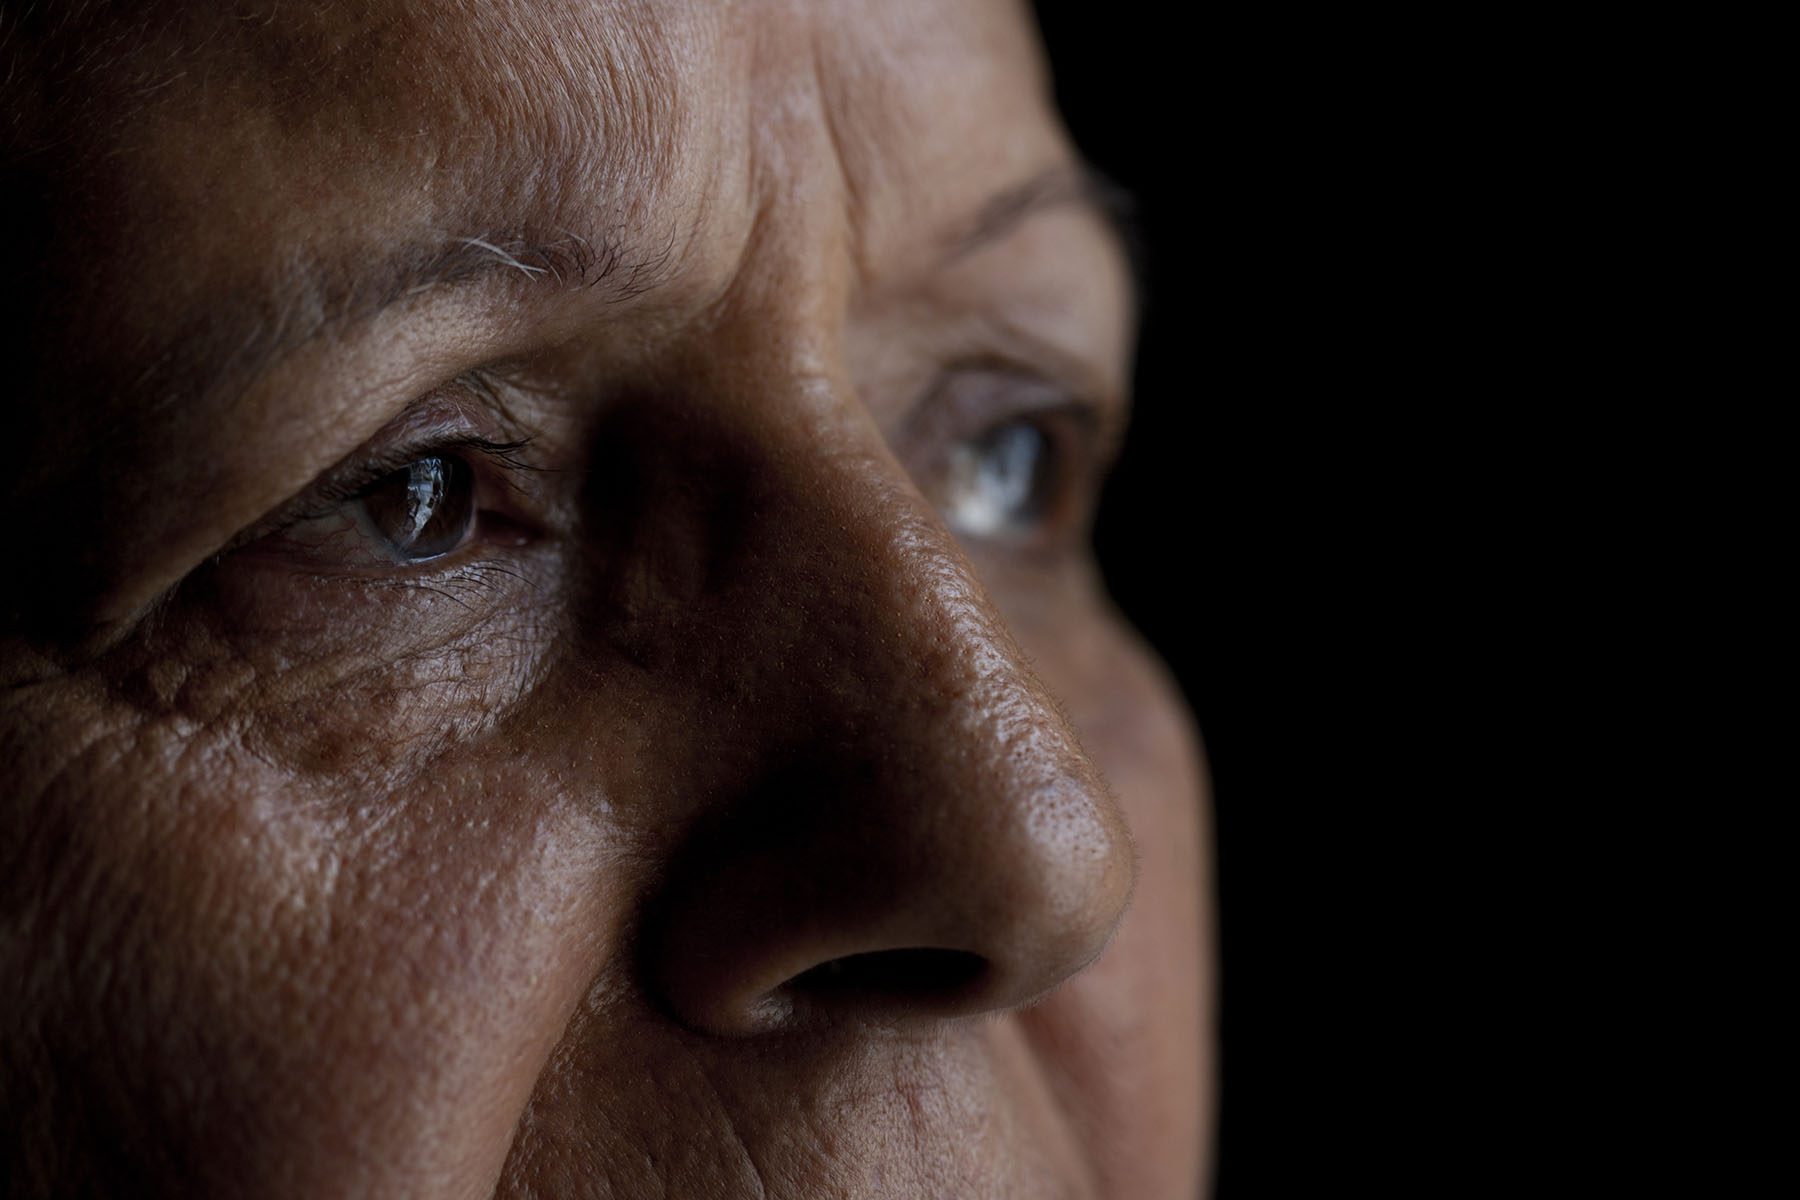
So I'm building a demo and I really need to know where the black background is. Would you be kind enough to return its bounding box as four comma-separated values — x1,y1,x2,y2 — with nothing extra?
1028,5,1570,1187
1033,7,1410,1192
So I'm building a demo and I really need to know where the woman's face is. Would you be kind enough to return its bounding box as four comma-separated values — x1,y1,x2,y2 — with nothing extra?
0,1,1211,1196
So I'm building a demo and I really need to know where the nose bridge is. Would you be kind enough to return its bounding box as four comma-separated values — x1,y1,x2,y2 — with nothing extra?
777,430,1107,839
643,384,1136,1035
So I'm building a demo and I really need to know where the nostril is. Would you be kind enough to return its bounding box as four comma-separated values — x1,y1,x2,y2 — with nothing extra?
785,948,990,1011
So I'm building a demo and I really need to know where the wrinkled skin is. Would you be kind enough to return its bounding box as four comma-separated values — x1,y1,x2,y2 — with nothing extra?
0,2,1212,1197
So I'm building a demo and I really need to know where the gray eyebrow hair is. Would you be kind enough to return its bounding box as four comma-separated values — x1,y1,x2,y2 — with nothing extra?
175,169,1135,415
344,225,674,313
155,225,675,413
378,168,1136,317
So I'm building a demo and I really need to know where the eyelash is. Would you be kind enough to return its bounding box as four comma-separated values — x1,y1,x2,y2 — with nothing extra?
296,436,536,520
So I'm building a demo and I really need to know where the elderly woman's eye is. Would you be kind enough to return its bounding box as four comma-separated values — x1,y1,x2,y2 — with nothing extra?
355,455,476,563
236,435,538,573
920,368,1110,547
941,401,1108,545
945,419,1055,536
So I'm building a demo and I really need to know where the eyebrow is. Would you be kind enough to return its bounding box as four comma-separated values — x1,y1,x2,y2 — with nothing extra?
320,224,674,323
349,165,1142,319
175,163,1142,413
140,224,675,416
345,164,1143,328
944,163,1145,304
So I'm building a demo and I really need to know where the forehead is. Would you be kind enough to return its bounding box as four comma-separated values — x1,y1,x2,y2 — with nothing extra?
24,0,1066,322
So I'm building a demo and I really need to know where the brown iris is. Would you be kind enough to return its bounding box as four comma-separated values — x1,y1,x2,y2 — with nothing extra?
356,456,476,562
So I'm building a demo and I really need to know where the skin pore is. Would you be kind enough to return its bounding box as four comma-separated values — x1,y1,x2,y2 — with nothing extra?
0,1,1212,1197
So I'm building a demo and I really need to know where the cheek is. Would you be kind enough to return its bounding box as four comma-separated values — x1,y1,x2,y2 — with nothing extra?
0,675,617,1197
123,562,560,790
1005,580,1213,1194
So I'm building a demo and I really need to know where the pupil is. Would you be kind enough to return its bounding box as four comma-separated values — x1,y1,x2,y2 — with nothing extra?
360,456,475,561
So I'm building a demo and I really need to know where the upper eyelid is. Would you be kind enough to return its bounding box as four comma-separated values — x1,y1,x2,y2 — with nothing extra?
270,368,543,500
302,436,541,519
901,359,1123,465
335,437,538,497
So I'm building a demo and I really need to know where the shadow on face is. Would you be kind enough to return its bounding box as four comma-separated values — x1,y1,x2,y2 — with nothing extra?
0,2,1212,1196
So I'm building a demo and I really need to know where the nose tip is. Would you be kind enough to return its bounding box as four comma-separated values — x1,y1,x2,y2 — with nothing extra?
645,649,1138,1038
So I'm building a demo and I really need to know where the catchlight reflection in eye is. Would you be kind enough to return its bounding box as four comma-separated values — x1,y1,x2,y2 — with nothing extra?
945,420,1052,537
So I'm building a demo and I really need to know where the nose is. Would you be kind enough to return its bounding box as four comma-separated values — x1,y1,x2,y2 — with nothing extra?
642,403,1136,1037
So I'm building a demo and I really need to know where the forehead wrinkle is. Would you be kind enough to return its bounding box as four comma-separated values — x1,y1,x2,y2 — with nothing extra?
252,3,701,352
18,2,706,410
798,1,1067,304
212,1,698,253
50,1,698,251
429,1,688,229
